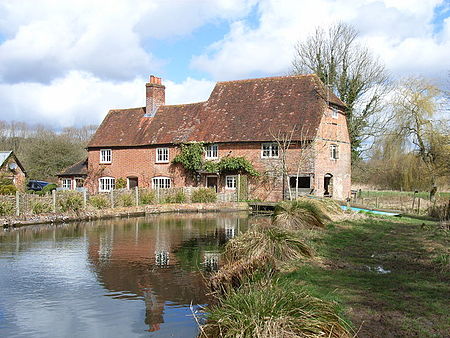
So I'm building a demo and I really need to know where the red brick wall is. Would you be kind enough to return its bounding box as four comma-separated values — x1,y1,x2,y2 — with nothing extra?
86,108,351,200
313,107,351,200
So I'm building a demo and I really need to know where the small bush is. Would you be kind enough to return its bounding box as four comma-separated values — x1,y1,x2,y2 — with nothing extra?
140,190,155,205
192,188,217,203
115,178,127,189
36,183,57,196
163,190,187,204
0,185,17,195
89,194,110,209
58,192,83,212
119,193,134,207
31,200,52,214
0,200,14,216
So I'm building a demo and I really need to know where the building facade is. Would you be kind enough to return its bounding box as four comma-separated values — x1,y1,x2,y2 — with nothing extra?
0,151,26,191
85,75,351,201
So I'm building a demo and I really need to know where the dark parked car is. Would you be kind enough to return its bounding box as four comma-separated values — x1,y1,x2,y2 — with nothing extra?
27,180,50,191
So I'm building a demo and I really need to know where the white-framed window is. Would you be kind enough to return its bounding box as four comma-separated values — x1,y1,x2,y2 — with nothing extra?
99,177,115,192
261,143,279,158
225,175,237,190
205,144,218,159
156,148,169,163
330,144,339,160
152,176,171,189
331,108,339,119
100,149,112,164
62,178,72,189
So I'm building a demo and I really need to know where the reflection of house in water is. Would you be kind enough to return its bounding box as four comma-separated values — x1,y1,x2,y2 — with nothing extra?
86,215,247,332
203,251,220,272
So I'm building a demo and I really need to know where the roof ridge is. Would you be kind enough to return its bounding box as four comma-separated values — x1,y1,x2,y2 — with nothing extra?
160,101,206,108
109,107,144,112
216,74,316,84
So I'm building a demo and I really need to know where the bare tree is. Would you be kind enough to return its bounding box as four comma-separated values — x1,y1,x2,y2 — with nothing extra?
292,22,391,161
270,126,320,200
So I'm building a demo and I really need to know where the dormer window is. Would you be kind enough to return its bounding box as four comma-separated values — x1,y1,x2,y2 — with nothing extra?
100,149,112,164
205,144,218,159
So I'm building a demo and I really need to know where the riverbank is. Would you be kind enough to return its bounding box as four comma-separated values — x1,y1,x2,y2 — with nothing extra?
201,199,449,337
1,202,250,228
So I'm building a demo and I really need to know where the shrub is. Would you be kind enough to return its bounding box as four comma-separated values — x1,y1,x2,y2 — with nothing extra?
89,194,110,209
202,281,351,338
37,183,57,196
0,185,17,195
191,188,217,203
0,200,14,216
140,190,155,205
115,178,127,189
31,200,52,214
58,192,83,212
163,190,187,204
119,193,134,207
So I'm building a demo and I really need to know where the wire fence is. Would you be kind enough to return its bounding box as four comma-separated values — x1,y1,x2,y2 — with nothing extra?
0,187,238,217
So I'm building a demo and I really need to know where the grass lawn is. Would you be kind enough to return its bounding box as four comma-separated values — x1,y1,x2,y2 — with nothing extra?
283,215,449,337
358,190,450,200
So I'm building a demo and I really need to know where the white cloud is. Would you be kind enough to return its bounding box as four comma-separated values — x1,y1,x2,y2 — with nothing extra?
0,72,215,128
191,0,450,81
0,0,256,83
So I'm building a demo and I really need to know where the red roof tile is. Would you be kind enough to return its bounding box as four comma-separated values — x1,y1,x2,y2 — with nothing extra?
88,74,345,148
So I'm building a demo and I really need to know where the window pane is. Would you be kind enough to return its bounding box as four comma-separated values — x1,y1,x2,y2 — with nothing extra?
271,144,279,157
289,176,310,188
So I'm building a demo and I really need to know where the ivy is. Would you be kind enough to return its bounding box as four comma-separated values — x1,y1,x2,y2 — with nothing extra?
172,143,259,176
216,157,259,176
172,142,204,172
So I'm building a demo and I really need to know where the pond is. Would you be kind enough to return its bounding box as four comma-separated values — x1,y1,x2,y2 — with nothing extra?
0,212,256,337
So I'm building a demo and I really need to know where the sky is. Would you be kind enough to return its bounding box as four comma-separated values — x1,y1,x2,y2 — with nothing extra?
0,0,449,129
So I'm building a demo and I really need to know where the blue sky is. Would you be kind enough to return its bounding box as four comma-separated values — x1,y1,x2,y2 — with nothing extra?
0,0,448,128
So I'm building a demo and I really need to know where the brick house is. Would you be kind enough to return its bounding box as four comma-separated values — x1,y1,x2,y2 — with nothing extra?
85,74,351,201
57,158,88,190
0,151,26,191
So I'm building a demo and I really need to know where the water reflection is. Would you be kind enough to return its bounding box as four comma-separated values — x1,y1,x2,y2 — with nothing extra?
0,213,250,337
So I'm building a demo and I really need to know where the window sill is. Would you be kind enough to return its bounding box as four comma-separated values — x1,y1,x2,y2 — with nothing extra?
155,161,169,164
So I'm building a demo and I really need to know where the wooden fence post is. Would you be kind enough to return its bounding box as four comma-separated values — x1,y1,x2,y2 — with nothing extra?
52,189,56,213
15,191,20,216
417,198,421,213
83,190,87,209
135,187,139,206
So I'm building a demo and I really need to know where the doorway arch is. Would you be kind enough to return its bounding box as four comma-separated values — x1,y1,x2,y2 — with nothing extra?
324,173,333,197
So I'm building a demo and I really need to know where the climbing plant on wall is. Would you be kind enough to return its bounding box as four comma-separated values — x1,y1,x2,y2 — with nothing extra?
172,143,259,176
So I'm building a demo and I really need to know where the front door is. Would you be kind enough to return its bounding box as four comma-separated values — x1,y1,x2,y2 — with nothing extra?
128,177,138,189
206,176,218,192
324,174,333,196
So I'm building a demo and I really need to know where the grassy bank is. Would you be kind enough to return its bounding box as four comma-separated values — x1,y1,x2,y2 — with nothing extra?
286,215,449,337
202,199,449,337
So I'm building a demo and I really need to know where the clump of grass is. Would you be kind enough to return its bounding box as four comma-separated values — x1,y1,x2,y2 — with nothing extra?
209,255,276,295
224,226,313,263
273,198,344,230
433,253,449,272
202,280,352,338
192,188,217,203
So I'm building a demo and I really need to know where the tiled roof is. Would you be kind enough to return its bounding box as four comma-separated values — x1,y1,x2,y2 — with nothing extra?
88,74,345,148
57,158,88,177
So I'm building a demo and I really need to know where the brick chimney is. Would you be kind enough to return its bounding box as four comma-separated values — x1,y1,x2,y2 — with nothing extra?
145,75,165,117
